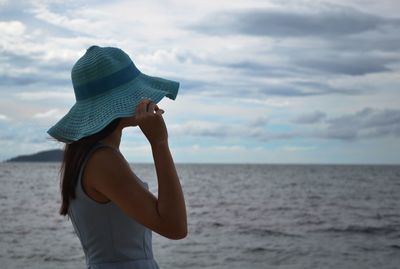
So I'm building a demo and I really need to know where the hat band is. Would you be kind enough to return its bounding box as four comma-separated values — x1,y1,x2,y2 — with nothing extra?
74,62,141,101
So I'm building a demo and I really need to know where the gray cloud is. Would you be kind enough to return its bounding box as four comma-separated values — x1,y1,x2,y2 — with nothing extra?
293,81,362,95
173,77,205,92
0,51,72,89
0,73,69,88
189,7,400,37
257,85,316,97
220,54,395,77
1,51,39,66
0,1,87,38
294,55,393,76
249,116,269,127
0,121,47,143
293,111,327,124
267,108,400,141
187,5,400,77
179,78,364,99
171,108,400,142
256,81,362,97
1,50,73,71
0,75,38,86
170,121,240,138
174,41,397,81
328,35,400,52
224,61,300,78
320,107,400,140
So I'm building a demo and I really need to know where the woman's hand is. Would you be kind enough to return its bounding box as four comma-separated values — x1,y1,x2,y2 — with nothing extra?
134,99,168,146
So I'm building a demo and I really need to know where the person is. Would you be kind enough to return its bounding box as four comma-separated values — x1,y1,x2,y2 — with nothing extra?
47,45,187,269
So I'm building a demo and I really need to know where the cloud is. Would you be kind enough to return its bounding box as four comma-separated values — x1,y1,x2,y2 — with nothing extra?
0,74,69,87
263,108,400,141
0,114,9,121
169,119,269,141
294,55,393,76
170,120,243,137
0,0,399,163
319,107,400,140
186,5,400,77
292,111,327,124
33,109,64,119
169,107,400,142
257,81,362,97
216,54,396,78
0,74,38,86
293,81,362,95
0,119,50,143
15,91,74,100
282,146,316,152
188,6,400,37
224,60,298,78
238,98,290,107
0,20,25,35
328,34,400,52
214,145,245,151
29,2,105,37
248,116,269,127
285,108,400,141
168,118,299,143
257,85,323,97
193,79,364,100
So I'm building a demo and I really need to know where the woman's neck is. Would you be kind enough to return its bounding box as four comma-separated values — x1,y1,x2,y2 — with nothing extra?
99,126,122,150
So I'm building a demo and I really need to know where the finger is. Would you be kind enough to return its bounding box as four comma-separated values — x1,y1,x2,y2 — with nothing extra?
147,102,156,114
136,99,151,115
155,109,164,115
154,104,164,113
141,99,151,109
135,100,146,115
143,99,153,113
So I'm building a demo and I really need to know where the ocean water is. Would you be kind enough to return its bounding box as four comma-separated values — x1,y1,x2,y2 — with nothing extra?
0,163,399,269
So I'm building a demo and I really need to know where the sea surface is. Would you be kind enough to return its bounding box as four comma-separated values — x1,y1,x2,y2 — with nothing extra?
0,163,399,269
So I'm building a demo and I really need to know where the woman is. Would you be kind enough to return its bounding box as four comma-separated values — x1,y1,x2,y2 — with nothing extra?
47,45,187,269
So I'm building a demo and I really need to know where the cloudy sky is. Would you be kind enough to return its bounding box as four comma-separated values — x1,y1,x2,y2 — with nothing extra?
0,0,399,164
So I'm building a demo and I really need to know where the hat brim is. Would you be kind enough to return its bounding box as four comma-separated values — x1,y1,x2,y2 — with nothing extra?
47,72,179,143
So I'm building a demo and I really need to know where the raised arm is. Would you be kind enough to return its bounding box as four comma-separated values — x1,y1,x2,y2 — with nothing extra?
86,99,187,240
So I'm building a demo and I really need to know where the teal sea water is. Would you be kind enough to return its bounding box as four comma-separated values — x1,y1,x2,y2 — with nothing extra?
0,163,399,269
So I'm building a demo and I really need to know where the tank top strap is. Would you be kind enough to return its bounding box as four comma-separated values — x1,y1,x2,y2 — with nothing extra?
77,142,119,180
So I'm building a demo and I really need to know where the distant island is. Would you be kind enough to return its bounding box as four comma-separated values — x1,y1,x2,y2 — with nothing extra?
6,149,63,162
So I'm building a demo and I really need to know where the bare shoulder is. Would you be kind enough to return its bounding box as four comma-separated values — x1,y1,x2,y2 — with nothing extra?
86,146,126,171
83,147,126,200
85,146,138,187
83,145,156,207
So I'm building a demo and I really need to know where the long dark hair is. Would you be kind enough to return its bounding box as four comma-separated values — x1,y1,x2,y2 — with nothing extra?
59,118,121,216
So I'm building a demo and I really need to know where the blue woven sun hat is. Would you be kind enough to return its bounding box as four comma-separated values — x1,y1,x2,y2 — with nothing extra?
47,45,179,143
